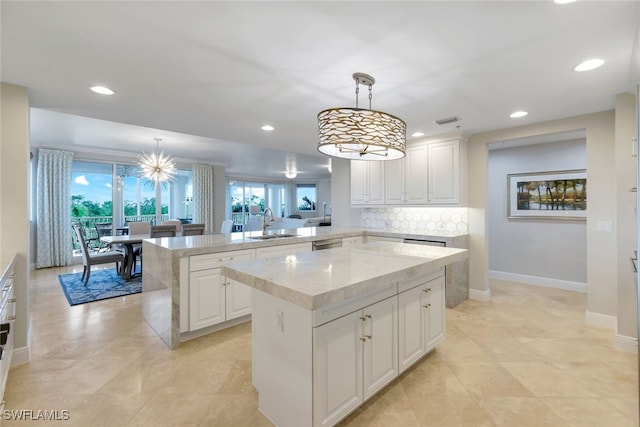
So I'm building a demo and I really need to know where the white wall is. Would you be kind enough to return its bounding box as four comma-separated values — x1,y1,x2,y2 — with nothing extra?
0,83,30,363
469,109,618,327
615,93,637,341
488,139,587,288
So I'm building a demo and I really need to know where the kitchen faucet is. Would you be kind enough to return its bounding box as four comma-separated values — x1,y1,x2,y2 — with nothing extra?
262,207,275,234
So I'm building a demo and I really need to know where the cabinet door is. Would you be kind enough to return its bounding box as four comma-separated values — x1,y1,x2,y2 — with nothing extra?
189,269,226,331
398,285,426,373
225,278,252,320
384,158,405,204
426,276,445,350
350,160,368,205
427,140,460,204
362,296,398,400
404,144,429,204
367,161,385,204
313,311,363,427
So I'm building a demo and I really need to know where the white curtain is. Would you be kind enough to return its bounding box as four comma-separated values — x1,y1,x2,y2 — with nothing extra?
36,148,74,268
192,164,215,233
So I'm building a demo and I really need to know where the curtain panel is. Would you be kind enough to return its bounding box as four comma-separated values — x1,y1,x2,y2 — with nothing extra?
192,164,215,233
36,148,74,268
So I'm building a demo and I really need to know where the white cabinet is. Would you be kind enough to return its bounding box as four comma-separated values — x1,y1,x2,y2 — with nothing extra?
351,160,385,205
385,143,429,204
342,236,364,247
427,139,461,205
398,275,445,373
357,137,465,207
188,249,255,331
313,296,398,427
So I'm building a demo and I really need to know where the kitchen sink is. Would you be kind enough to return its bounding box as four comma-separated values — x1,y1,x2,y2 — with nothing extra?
248,233,299,240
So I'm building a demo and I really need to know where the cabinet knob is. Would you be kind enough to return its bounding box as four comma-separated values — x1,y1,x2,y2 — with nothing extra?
8,298,15,303
365,335,372,340
365,314,372,319
360,337,366,342
360,316,366,321
7,316,15,321
423,304,431,309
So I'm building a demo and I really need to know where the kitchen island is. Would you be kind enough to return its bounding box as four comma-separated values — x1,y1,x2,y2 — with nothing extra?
221,241,467,427
141,226,468,349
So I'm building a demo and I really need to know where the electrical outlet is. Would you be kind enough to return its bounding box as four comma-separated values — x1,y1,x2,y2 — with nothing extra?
275,309,283,332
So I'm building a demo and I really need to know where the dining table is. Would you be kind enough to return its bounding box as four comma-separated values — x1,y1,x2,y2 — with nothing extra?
100,234,148,280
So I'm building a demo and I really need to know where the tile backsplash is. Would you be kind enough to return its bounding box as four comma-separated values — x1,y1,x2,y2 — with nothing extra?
360,207,468,234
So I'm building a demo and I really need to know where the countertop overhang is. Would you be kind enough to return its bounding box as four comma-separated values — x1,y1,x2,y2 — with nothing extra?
221,241,468,310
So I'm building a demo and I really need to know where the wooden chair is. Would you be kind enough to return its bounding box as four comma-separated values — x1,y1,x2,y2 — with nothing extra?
182,223,205,236
161,219,182,235
72,224,124,286
150,225,177,238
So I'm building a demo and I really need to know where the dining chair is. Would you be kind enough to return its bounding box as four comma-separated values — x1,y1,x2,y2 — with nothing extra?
126,221,150,272
161,219,182,235
128,221,151,235
93,222,113,252
182,223,205,236
72,224,124,286
220,219,234,234
150,225,177,238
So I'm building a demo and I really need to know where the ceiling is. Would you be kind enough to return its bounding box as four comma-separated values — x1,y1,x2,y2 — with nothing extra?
2,1,638,180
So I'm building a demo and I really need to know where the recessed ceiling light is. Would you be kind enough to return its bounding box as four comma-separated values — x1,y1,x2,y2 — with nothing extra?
261,125,275,131
554,0,578,4
411,132,424,138
90,86,115,95
285,171,297,179
510,111,528,118
574,59,605,72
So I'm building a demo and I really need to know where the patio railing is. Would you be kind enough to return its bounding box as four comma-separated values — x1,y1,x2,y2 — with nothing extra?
71,214,170,252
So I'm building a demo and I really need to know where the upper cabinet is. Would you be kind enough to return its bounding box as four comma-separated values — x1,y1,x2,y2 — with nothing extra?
351,136,466,207
427,139,461,205
350,160,385,205
385,142,429,205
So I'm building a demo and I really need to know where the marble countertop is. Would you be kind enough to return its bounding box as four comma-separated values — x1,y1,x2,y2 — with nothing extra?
221,241,468,310
145,225,468,258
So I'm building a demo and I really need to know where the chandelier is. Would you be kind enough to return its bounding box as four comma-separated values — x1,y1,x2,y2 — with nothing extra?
317,72,406,160
138,138,176,183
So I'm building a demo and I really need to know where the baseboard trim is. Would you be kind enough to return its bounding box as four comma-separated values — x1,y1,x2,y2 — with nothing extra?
489,270,587,293
585,310,617,330
11,346,29,366
469,288,491,301
615,334,638,353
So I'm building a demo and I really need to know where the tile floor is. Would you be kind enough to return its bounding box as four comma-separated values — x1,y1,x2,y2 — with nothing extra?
3,266,639,426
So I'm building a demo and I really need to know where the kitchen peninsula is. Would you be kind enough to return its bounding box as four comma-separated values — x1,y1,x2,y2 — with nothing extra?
141,226,468,350
221,241,467,426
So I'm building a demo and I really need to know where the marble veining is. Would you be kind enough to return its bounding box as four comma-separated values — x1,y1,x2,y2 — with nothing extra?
221,242,467,310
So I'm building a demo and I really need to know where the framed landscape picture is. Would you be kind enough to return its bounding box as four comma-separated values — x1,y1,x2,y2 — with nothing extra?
507,169,587,220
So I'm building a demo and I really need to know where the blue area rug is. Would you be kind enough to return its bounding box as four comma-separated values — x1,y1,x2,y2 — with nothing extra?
58,267,141,306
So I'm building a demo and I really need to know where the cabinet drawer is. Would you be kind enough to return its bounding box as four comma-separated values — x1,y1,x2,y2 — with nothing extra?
190,249,255,271
397,268,444,293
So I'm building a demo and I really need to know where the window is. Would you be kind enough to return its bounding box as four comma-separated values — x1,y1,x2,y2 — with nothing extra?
296,184,316,212
70,159,191,256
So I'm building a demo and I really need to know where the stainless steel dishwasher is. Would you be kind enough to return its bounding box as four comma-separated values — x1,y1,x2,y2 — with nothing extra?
403,238,446,247
312,238,342,251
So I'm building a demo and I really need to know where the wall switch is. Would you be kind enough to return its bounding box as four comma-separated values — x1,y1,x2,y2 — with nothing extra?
275,309,283,332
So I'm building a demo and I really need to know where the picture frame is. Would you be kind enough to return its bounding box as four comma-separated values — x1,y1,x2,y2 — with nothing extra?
507,169,587,220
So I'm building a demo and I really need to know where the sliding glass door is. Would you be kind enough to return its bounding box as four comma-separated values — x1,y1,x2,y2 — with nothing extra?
228,179,285,231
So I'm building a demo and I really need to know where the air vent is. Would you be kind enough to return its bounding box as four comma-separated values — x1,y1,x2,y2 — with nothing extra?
434,116,460,125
